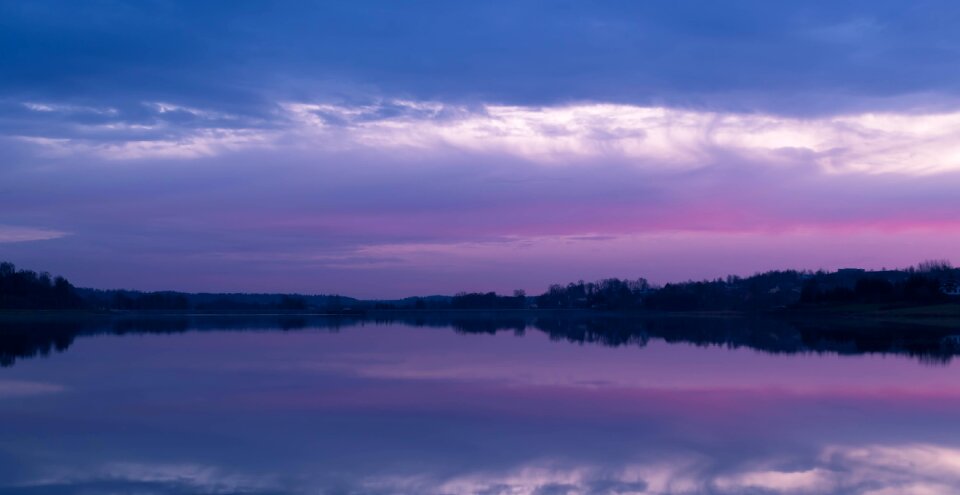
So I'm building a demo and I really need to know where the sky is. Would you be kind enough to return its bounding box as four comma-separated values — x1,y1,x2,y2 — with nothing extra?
2,1,960,298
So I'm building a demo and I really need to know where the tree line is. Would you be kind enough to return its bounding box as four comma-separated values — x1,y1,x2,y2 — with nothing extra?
1,260,958,312
6,310,960,368
0,262,83,309
446,261,958,311
0,262,355,312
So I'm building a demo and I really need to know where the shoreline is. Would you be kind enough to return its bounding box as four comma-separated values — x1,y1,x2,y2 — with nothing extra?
3,304,960,325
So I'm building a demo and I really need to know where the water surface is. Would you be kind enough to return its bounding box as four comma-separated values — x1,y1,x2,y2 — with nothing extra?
2,314,960,494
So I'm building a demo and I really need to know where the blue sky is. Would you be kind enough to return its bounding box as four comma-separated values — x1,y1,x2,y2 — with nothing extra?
6,1,960,116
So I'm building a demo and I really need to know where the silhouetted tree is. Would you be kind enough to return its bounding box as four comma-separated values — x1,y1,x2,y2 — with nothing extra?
278,295,308,310
0,262,84,310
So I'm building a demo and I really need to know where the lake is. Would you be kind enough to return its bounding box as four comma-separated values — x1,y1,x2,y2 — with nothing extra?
2,313,960,494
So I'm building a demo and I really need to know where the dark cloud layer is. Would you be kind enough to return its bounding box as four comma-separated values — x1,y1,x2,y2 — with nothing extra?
4,0,960,119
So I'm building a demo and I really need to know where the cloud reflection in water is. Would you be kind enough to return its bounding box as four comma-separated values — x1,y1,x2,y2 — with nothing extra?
2,318,960,494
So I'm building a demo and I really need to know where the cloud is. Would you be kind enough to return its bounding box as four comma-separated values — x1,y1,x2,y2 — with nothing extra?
15,100,960,177
714,444,960,495
17,462,281,495
291,102,960,175
12,433,960,494
6,1,960,116
351,444,960,494
0,225,67,243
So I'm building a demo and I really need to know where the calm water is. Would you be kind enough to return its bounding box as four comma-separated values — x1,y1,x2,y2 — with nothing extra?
2,314,960,494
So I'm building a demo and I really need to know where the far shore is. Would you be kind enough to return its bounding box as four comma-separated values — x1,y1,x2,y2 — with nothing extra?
3,304,960,327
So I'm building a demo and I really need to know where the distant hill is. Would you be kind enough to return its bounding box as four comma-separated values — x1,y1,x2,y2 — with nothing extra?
75,288,360,312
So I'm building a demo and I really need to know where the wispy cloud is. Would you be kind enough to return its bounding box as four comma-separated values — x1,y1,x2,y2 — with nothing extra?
21,461,280,495
0,225,68,243
355,443,960,494
284,102,960,175
16,100,960,177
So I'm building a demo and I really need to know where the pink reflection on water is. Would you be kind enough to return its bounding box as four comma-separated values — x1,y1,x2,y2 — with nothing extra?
8,321,960,494
87,325,960,424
